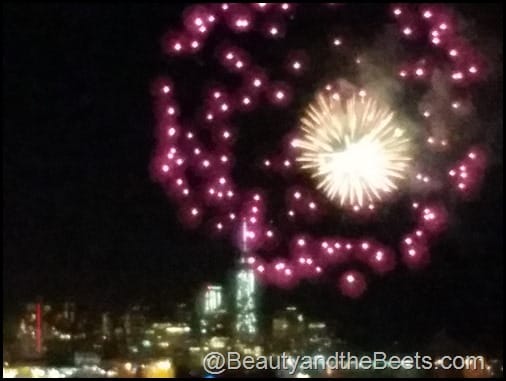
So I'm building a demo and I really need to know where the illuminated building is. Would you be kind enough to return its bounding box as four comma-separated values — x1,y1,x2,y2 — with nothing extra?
306,322,331,354
235,262,257,341
197,284,233,363
14,302,90,363
203,285,223,314
235,221,258,342
271,306,306,353
62,302,76,324
74,352,101,367
174,303,192,325
123,305,149,355
15,303,51,359
101,313,112,339
143,322,192,356
51,302,78,340
198,285,228,338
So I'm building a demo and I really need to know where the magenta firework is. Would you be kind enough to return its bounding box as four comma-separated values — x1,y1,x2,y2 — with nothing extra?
151,3,488,298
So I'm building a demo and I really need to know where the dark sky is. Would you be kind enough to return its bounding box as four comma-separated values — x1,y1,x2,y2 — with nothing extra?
3,4,503,351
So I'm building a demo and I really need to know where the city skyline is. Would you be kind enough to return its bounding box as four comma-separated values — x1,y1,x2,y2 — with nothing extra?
5,271,340,364
4,279,501,378
3,1,503,364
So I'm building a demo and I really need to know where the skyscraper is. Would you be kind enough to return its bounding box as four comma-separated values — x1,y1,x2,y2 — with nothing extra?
62,302,76,324
235,264,257,339
199,285,227,337
16,302,50,359
123,305,149,355
175,303,192,326
235,221,258,341
307,321,331,354
271,306,306,353
203,286,224,315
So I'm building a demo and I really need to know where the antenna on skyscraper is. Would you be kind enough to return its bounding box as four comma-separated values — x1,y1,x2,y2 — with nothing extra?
240,219,249,264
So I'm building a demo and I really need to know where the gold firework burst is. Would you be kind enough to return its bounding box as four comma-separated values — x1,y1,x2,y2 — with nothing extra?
294,89,412,209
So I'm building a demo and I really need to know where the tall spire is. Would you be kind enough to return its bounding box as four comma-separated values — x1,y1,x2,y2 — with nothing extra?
240,219,249,265
241,219,248,254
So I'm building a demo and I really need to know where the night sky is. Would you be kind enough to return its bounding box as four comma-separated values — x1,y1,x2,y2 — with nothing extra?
3,4,503,351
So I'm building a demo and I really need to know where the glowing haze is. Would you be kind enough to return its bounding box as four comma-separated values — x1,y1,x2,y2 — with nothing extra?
296,90,412,209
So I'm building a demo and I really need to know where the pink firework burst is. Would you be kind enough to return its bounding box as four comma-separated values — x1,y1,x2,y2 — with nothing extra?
151,4,489,298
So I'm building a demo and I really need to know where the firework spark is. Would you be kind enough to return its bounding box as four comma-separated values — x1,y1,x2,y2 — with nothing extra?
295,90,413,208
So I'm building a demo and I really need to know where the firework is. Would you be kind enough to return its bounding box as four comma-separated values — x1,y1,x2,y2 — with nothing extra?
296,90,412,209
152,3,489,298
